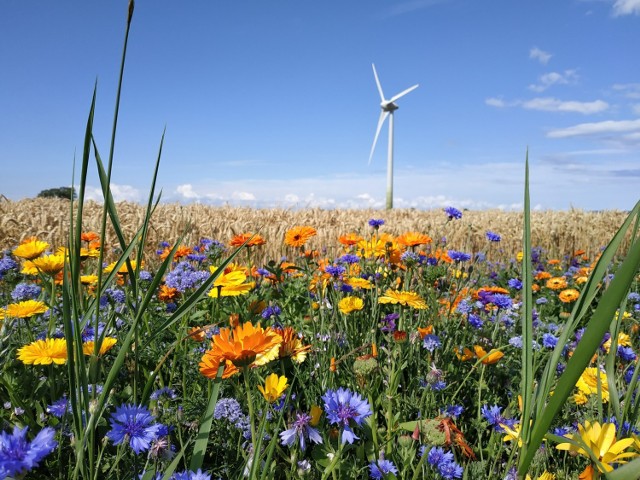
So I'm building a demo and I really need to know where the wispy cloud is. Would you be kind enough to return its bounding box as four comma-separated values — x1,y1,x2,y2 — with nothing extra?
612,83,640,99
385,0,449,16
547,118,640,139
612,0,640,16
528,70,578,92
529,47,552,64
522,97,609,114
485,96,608,114
81,184,143,203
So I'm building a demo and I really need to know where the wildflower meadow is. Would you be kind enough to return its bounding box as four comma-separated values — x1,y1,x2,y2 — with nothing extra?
1,3,640,480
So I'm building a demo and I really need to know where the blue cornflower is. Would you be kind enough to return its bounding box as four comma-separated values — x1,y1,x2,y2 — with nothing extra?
150,387,177,401
628,292,640,303
325,265,346,277
256,268,271,276
106,404,161,454
625,366,636,384
171,469,211,480
105,288,126,304
485,231,501,242
322,387,372,444
481,405,514,432
401,251,421,266
618,345,636,362
337,254,360,264
542,333,558,349
165,262,209,292
509,336,523,348
427,446,454,467
430,381,447,391
369,458,398,479
423,334,442,352
0,426,57,479
492,294,513,310
447,250,471,262
443,207,462,220
261,305,282,319
455,299,473,315
438,459,463,479
47,396,70,418
507,278,522,290
442,405,464,419
11,283,42,301
279,412,323,451
553,426,572,436
139,270,153,281
535,296,548,305
368,219,385,229
468,314,483,329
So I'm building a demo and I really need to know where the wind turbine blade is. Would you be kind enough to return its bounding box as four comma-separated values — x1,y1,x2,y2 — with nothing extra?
389,84,419,103
372,63,385,102
368,111,389,165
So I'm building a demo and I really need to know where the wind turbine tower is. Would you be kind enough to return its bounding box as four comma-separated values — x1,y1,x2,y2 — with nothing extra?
368,63,419,209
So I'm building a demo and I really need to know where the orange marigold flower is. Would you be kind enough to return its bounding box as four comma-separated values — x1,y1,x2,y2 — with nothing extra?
455,346,474,361
199,353,239,379
284,226,317,248
13,238,49,260
275,326,311,364
474,345,504,365
158,285,180,303
188,326,206,342
474,286,509,300
559,288,580,303
396,231,432,247
535,271,552,281
330,357,337,372
548,259,561,266
338,232,363,246
229,232,266,247
378,289,427,309
417,325,433,339
206,321,282,369
159,245,193,260
546,277,568,290
81,231,100,243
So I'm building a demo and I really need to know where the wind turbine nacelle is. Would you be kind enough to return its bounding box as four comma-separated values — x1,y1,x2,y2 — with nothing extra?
381,101,399,112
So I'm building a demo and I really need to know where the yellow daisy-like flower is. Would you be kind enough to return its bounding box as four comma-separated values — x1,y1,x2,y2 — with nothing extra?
3,300,49,319
81,275,99,285
258,373,288,403
501,423,523,447
207,266,255,298
575,367,609,403
558,288,580,303
20,260,39,276
82,337,118,356
31,254,65,276
13,238,49,260
556,421,637,474
546,277,568,290
526,472,555,480
309,405,322,426
378,289,427,309
103,260,141,275
601,332,631,353
338,296,364,314
474,345,504,365
275,326,311,364
17,338,68,365
345,277,372,289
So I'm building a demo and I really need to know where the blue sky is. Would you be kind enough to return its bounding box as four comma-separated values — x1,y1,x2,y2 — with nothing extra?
1,0,639,210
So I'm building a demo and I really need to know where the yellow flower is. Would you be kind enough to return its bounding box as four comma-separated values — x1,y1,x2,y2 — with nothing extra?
558,288,580,303
525,472,555,480
13,238,49,260
474,345,504,365
258,373,288,403
501,423,523,447
556,421,637,473
81,275,99,285
546,277,568,290
575,367,609,403
31,254,65,276
284,226,317,248
20,260,39,276
378,289,427,309
3,300,49,319
275,326,311,364
82,337,117,356
17,338,68,365
338,296,364,314
345,277,372,289
207,266,255,298
309,405,322,426
516,251,524,262
601,332,631,353
103,260,141,274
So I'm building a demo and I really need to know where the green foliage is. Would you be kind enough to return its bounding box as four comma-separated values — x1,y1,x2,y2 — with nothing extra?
36,186,77,200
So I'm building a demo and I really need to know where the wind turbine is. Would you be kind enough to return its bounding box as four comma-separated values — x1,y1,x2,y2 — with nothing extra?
368,63,419,209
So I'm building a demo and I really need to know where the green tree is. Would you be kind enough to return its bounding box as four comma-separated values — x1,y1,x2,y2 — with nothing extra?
37,186,77,200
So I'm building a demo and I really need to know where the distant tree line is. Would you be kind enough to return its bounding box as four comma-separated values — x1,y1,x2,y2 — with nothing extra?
37,186,77,200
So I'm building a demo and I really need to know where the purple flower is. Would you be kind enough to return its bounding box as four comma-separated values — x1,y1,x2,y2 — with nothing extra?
441,405,464,419
150,387,177,401
261,305,282,319
11,283,42,301
507,278,522,290
485,231,501,242
322,387,372,444
325,265,346,277
369,458,398,479
447,250,471,262
106,404,161,454
368,219,385,229
0,426,57,479
337,254,360,264
47,396,70,418
468,314,483,329
423,334,442,352
443,207,462,220
542,333,558,349
279,412,323,451
618,346,636,362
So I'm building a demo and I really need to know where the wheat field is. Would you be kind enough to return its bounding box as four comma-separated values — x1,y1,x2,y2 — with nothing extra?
0,197,632,263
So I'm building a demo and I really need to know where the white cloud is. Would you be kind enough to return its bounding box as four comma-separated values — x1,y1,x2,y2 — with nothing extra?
284,194,299,203
522,97,609,114
231,191,256,201
529,47,552,64
529,70,578,92
81,184,142,203
613,0,640,16
176,184,200,199
547,118,640,138
485,97,508,108
612,83,640,99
